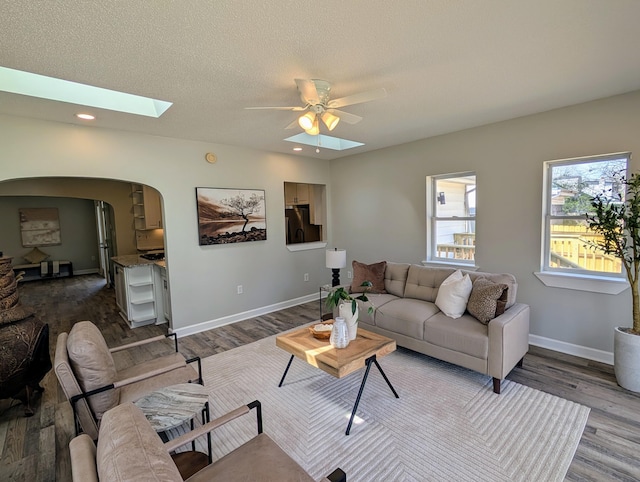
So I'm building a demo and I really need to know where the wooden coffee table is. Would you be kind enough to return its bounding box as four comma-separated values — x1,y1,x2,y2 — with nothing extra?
276,325,399,435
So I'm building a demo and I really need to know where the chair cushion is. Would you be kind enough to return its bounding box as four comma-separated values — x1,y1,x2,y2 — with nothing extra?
67,321,119,420
186,432,315,482
97,403,183,482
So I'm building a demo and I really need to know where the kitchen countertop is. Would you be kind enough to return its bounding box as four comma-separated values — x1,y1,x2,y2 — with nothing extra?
111,255,166,269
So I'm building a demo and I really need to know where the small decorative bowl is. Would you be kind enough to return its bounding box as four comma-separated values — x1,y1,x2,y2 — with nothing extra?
309,320,334,339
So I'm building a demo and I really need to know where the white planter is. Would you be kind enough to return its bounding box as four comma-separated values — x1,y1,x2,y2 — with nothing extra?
338,301,359,340
614,327,640,392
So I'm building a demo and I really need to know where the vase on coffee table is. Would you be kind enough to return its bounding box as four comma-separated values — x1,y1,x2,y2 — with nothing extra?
339,301,359,340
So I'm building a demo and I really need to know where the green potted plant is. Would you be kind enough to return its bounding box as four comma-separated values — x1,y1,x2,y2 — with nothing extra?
586,171,640,391
325,281,375,340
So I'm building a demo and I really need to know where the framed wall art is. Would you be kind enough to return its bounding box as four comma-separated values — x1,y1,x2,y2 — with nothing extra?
196,188,266,245
19,207,61,247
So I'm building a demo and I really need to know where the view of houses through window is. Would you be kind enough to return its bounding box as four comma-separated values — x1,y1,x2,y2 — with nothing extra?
427,172,476,263
544,153,630,276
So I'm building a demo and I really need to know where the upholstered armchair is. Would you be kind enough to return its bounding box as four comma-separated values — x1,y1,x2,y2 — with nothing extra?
54,320,201,440
69,401,346,482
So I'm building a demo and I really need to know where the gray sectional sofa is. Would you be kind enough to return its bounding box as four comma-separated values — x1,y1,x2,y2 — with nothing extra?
353,262,530,394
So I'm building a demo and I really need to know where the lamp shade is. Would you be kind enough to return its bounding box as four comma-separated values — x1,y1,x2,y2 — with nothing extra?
326,249,347,269
304,116,320,135
298,112,315,130
321,111,340,131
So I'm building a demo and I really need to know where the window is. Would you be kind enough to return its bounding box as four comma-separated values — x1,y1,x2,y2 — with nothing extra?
426,172,476,264
542,152,630,278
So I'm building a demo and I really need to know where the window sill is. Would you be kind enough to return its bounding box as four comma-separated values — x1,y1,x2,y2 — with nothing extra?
534,271,628,294
421,260,479,271
286,241,327,252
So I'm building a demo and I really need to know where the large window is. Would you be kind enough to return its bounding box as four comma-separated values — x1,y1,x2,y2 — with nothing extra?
427,172,476,264
542,152,630,278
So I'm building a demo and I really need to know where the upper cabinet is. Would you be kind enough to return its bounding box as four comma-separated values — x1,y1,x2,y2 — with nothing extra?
132,184,163,230
284,182,310,205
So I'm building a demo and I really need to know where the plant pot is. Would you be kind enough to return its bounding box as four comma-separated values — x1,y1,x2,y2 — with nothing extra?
338,301,359,340
614,327,640,392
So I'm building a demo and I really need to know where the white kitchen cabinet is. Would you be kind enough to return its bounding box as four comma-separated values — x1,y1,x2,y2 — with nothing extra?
153,264,171,325
114,263,157,328
132,184,163,230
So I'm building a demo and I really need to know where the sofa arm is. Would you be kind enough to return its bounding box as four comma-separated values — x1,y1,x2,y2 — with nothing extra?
69,434,99,482
487,302,530,380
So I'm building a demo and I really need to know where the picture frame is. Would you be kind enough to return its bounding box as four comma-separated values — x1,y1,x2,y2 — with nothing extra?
196,187,266,245
19,207,61,247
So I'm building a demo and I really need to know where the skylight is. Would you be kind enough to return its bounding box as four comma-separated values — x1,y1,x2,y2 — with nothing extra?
0,66,172,118
284,133,364,151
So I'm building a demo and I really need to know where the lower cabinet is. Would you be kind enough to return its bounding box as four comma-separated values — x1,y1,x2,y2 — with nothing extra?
115,264,157,328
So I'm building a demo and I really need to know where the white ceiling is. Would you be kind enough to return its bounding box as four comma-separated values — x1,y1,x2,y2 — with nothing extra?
2,1,640,160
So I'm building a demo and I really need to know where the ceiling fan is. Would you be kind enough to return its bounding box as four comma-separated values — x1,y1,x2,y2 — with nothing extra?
246,79,387,135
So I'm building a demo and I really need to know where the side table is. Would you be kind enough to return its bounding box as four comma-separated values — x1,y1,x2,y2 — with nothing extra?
134,383,211,461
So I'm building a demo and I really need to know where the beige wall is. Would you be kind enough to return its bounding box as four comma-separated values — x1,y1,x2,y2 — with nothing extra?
0,177,138,255
330,90,640,357
0,114,332,333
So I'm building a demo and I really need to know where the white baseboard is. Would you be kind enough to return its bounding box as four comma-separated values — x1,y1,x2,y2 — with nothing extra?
171,292,320,338
529,334,613,365
74,268,99,275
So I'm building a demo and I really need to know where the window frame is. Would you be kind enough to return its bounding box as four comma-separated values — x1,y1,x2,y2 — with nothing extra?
426,171,476,266
540,152,630,281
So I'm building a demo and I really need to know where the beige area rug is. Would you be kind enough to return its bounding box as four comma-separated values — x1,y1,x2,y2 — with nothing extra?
189,335,589,482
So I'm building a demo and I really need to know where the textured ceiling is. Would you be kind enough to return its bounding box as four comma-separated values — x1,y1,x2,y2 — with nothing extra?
2,1,640,160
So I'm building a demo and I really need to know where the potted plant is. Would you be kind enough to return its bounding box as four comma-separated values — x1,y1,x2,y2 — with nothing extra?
325,281,375,340
586,171,640,391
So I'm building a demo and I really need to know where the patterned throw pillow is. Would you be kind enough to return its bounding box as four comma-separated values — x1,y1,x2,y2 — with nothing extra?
351,260,387,293
23,247,49,264
466,277,509,324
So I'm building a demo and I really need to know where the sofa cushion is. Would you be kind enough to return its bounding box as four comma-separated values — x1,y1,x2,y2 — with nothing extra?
97,403,182,481
351,260,387,293
435,270,472,319
67,321,120,420
375,298,439,339
404,265,455,303
466,277,509,324
424,313,489,359
384,262,411,297
356,293,398,326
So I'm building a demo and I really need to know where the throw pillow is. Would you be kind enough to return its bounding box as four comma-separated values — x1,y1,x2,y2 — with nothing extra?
351,260,387,293
23,247,49,264
467,277,509,324
435,270,472,319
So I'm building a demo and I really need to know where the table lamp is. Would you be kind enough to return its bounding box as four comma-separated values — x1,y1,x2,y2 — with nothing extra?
326,248,347,287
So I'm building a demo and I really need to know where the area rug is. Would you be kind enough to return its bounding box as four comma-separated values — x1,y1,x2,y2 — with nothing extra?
193,335,589,482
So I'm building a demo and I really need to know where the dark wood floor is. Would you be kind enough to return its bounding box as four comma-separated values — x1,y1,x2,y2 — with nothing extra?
1,275,639,481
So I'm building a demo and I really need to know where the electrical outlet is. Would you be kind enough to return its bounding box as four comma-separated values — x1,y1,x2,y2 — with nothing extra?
348,271,353,279
304,273,309,282
237,285,243,294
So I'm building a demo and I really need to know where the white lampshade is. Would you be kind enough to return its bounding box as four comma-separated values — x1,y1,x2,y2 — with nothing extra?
304,116,320,135
298,112,315,130
326,248,347,269
321,111,340,131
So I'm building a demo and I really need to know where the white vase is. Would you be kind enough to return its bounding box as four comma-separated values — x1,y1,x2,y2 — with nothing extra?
339,301,359,340
614,326,640,392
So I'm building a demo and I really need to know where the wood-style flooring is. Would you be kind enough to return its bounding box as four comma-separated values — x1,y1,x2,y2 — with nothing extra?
0,274,638,481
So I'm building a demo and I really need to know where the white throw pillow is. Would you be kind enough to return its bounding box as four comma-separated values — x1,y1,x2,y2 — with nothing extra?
435,270,472,319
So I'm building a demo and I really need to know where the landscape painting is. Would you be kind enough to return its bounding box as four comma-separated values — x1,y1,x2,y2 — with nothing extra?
19,207,61,247
196,188,266,245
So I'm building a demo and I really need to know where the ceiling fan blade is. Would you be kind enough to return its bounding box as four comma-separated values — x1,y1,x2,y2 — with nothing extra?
327,88,387,109
328,109,362,125
295,79,320,105
285,119,299,129
245,106,307,111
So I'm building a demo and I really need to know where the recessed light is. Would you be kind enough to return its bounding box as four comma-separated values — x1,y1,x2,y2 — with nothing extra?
293,147,303,151
76,113,95,120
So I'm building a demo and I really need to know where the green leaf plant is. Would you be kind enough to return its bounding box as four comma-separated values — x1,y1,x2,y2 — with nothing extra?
325,281,375,316
586,172,640,335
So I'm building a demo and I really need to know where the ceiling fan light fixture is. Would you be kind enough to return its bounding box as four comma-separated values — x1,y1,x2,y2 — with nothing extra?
304,116,320,135
298,112,316,130
321,111,340,131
